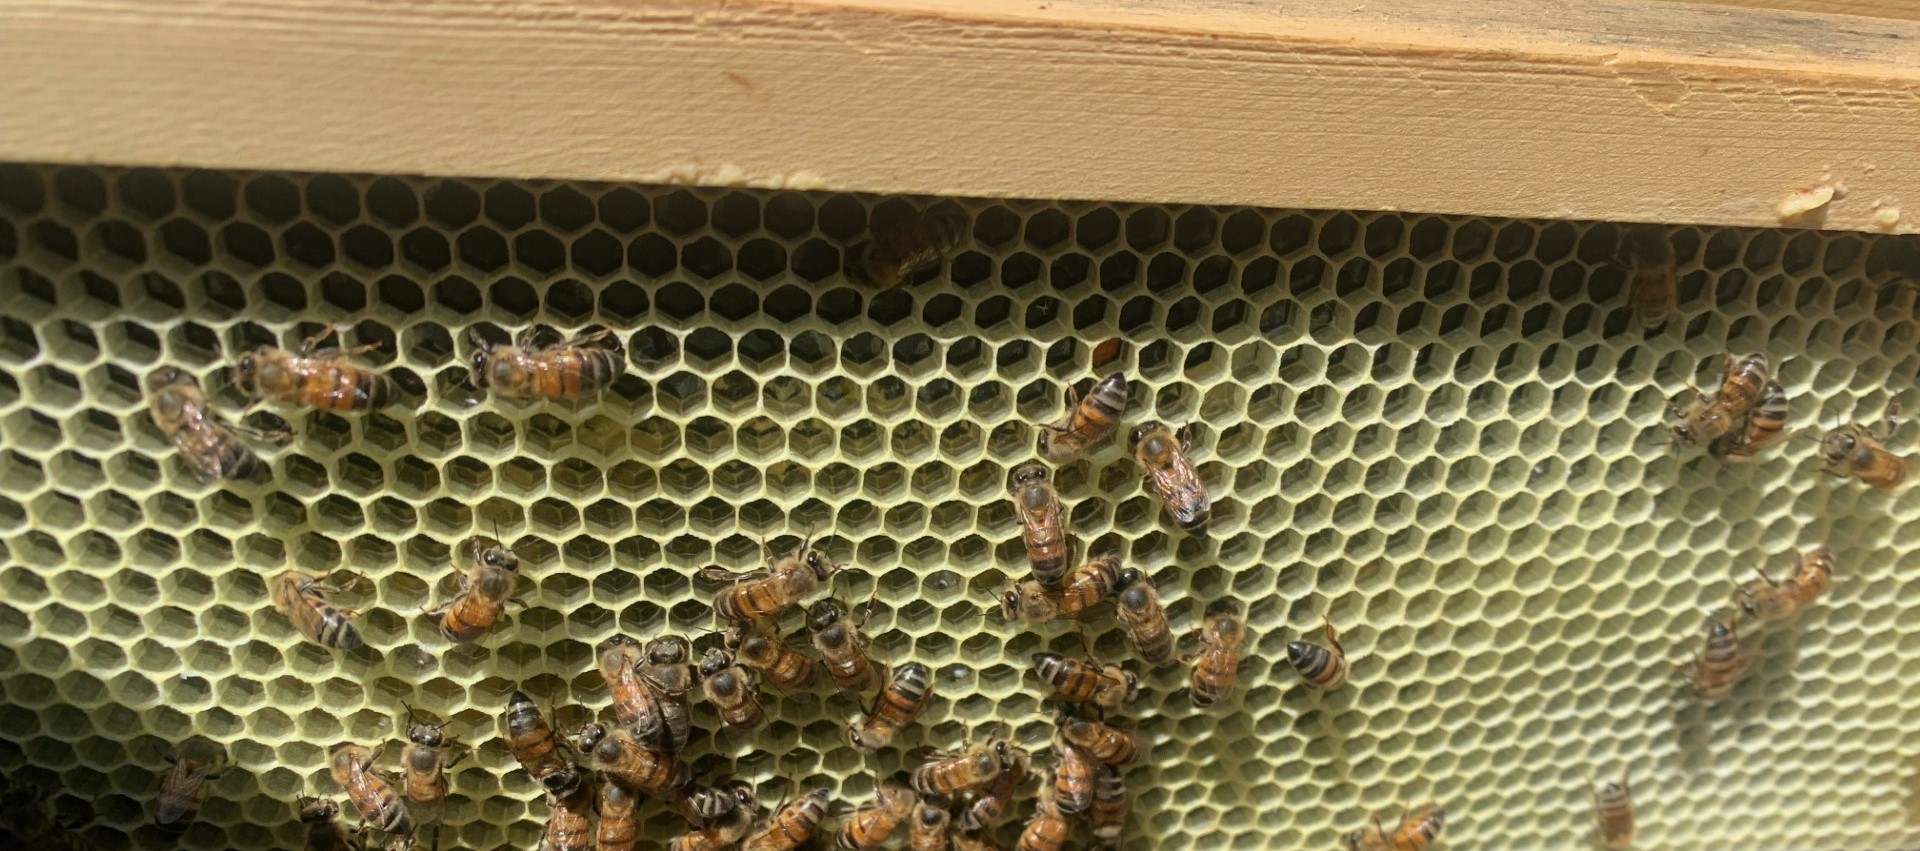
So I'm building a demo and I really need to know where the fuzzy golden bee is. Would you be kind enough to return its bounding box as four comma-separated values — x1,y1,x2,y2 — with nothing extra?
577,723,690,796
669,804,756,851
398,705,466,830
502,690,576,791
541,772,594,851
699,647,767,731
639,635,695,754
424,538,520,644
743,788,832,851
958,745,1029,833
1051,740,1097,816
1709,380,1788,462
329,743,413,843
847,661,935,752
1286,617,1349,691
703,539,836,623
1089,765,1129,851
908,801,951,851
1113,570,1173,666
731,625,819,691
1031,653,1136,709
232,325,393,412
155,736,226,830
1733,547,1835,625
1058,717,1140,766
1351,806,1446,851
1016,771,1071,851
1189,599,1247,707
297,797,362,851
848,204,969,288
913,740,1016,798
1622,225,1678,332
1009,460,1072,589
836,777,917,850
1820,403,1907,490
596,634,666,748
809,598,882,694
951,831,1004,851
1131,420,1211,537
147,366,285,481
270,570,365,651
1001,555,1127,622
597,780,640,851
468,325,625,400
1668,352,1770,448
1592,767,1634,850
1038,372,1129,463
1689,617,1746,700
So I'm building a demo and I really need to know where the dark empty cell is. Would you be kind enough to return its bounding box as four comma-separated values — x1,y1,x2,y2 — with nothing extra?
597,187,650,233
423,180,481,227
458,226,510,272
1173,207,1219,253
241,174,301,224
655,282,704,322
655,189,709,235
543,279,595,324
1212,297,1250,334
1381,257,1419,301
156,219,211,265
1069,294,1111,332
484,182,536,229
1314,212,1358,256
628,232,677,278
868,289,914,327
737,237,786,281
974,294,1012,328
1023,296,1064,331
736,328,782,366
599,280,648,324
281,221,335,268
1098,252,1140,290
29,221,78,265
710,284,759,323
91,220,147,265
788,330,833,370
682,236,732,278
1193,255,1233,294
1781,231,1820,275
489,278,538,318
1049,253,1091,289
181,171,238,219
1266,213,1310,256
433,276,482,316
341,224,395,269
0,219,13,262
376,277,426,316
1362,216,1405,259
1536,222,1577,263
1146,252,1187,292
256,271,306,313
761,284,810,324
219,222,274,268
1468,262,1502,301
73,271,116,310
571,229,623,277
512,230,565,274
399,226,451,272
817,287,862,325
1124,207,1171,251
0,164,46,215
538,185,595,232
318,273,368,312
923,293,962,327
364,177,419,227
305,173,359,224
1547,264,1586,302
198,271,246,314
53,167,108,216
1165,296,1201,333
1024,209,1071,249
1289,255,1328,295
1117,295,1154,333
710,192,761,238
1493,221,1536,261
1452,219,1492,260
950,250,992,287
1400,216,1448,261
1064,206,1118,253
762,191,815,238
1003,252,1041,289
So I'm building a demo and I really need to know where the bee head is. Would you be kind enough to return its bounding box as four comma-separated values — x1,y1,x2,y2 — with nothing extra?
476,542,520,573
144,366,196,395
542,768,581,795
296,796,338,823
801,548,835,582
1010,460,1050,489
999,588,1023,622
645,635,690,665
698,647,732,677
575,723,607,752
407,721,445,748
466,329,494,389
807,598,845,631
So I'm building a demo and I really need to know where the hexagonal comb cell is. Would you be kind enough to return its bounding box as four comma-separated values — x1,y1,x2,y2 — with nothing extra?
5,163,1920,851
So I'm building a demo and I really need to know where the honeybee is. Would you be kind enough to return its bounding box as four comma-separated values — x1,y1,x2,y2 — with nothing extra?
1051,740,1097,816
1089,765,1129,851
329,744,413,844
468,326,625,400
1668,352,1770,448
702,538,836,622
233,325,394,412
1733,547,1835,624
670,804,756,851
1031,653,1136,709
680,779,756,825
1058,717,1140,766
809,598,882,694
1351,807,1446,851
836,777,917,850
597,780,639,851
503,690,577,791
1592,767,1634,850
1016,772,1070,851
743,788,832,851
957,745,1029,833
147,366,286,481
908,801,951,851
270,570,366,651
1819,403,1907,490
1001,556,1127,622
576,723,690,796
155,735,227,830
1131,421,1211,537
298,796,363,851
698,647,767,731
1709,380,1788,462
1038,372,1129,463
847,661,935,752
1188,600,1247,707
730,625,819,691
1008,461,1072,589
398,705,467,831
541,771,593,851
913,740,1016,798
596,635,666,748
1689,617,1747,700
1621,225,1678,331
424,538,520,644
1113,571,1173,666
951,831,1004,851
848,204,969,288
639,636,695,753
1285,616,1349,691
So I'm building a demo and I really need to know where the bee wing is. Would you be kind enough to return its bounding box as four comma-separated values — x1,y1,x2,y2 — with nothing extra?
697,566,773,585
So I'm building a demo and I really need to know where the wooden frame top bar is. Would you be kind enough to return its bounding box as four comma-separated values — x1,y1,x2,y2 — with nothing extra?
5,0,1919,232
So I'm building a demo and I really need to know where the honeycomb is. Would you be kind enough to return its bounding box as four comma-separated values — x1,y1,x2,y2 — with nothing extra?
1,161,1919,851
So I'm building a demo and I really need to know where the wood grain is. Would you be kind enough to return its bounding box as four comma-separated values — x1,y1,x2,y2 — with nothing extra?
1681,0,1920,21
4,0,1919,232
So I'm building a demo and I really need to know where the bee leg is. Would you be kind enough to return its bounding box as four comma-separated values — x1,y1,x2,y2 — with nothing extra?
299,324,342,356
563,328,614,348
512,325,540,351
234,421,296,446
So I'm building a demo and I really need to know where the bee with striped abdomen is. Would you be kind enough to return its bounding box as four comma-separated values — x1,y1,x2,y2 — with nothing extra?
809,597,883,694
399,704,467,835
730,625,819,691
156,736,226,830
848,204,969,288
1592,767,1634,850
699,647,767,731
1286,616,1349,691
1038,372,1129,463
908,801,951,851
743,788,832,851
669,803,756,851
1009,460,1072,589
1710,380,1788,462
1058,717,1140,766
577,723,689,796
1621,225,1678,332
958,745,1029,833
1820,403,1908,490
329,743,413,845
502,690,576,791
1689,617,1747,700
469,325,625,400
680,778,756,826
1089,764,1129,850
1669,352,1770,448
541,771,593,851
639,635,694,753
596,634,666,749
836,776,917,850
424,538,520,644
1051,739,1097,816
297,796,362,851
1131,421,1211,537
1031,652,1137,709
597,780,639,851
702,539,836,623
1351,806,1446,851
1001,555,1127,622
951,831,1004,851
270,570,365,651
847,661,935,752
233,325,394,412
1188,600,1247,707
912,739,1015,799
147,366,287,481
1733,547,1835,625
1113,570,1173,666
1016,770,1070,851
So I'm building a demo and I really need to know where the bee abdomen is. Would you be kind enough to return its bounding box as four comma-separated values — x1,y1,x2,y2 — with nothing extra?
1286,641,1347,690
